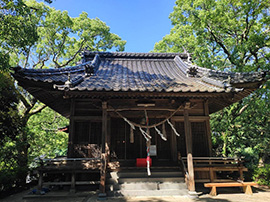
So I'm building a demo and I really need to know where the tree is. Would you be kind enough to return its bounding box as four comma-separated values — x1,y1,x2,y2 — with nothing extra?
27,107,69,166
0,0,126,186
0,71,25,194
10,0,125,69
154,0,270,72
154,0,270,167
0,0,39,70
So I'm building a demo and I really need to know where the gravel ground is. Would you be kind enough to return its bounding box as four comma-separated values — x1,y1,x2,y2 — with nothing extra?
1,186,270,202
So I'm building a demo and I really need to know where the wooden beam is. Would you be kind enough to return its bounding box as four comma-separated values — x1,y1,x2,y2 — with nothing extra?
107,107,183,112
109,113,171,119
73,116,102,121
184,107,196,192
172,116,210,122
66,91,234,99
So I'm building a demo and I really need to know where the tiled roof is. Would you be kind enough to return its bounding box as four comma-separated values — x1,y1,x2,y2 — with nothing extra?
13,52,267,94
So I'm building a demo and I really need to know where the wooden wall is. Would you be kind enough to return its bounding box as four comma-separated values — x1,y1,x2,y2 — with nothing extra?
68,98,212,159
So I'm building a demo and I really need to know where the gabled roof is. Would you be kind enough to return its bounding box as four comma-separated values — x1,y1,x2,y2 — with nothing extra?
13,52,268,116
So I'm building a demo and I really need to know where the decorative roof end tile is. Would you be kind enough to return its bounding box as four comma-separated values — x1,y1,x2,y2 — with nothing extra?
85,54,101,77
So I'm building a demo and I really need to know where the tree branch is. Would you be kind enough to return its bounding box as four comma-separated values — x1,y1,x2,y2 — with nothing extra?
55,33,67,62
14,87,32,109
29,105,47,116
237,104,249,116
23,47,31,68
206,25,238,66
57,39,86,68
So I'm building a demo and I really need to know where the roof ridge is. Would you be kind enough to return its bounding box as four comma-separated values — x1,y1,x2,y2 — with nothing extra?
14,63,86,76
82,51,188,59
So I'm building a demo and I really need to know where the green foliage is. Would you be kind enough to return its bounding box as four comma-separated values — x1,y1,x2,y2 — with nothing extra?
0,71,26,194
154,0,270,72
0,167,28,195
0,0,39,70
10,0,126,69
211,84,270,163
0,72,22,145
253,164,270,186
27,107,69,167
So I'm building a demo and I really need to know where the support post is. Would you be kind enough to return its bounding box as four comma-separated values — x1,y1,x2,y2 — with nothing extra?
171,120,178,161
38,171,43,192
204,100,212,156
99,101,108,199
68,99,75,157
101,101,108,154
184,103,196,195
209,167,215,182
70,172,76,193
107,116,111,162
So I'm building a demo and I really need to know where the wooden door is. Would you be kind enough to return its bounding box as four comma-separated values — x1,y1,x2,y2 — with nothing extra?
110,118,173,160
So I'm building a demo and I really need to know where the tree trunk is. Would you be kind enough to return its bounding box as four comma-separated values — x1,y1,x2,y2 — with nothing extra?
16,119,30,184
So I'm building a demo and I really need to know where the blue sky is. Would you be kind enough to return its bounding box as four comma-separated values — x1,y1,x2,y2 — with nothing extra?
47,0,176,53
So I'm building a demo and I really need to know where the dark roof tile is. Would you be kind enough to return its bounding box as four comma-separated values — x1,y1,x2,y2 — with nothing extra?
13,52,267,94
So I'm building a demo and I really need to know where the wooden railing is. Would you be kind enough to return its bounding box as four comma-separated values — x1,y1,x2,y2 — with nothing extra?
182,157,247,182
37,157,102,193
177,152,189,187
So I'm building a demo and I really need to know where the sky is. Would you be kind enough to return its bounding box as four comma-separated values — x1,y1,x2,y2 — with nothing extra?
47,0,176,53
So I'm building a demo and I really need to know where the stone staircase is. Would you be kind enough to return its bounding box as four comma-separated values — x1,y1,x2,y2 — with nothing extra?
106,166,188,197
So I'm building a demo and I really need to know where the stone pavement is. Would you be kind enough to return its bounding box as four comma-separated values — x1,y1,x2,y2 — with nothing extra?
2,186,270,202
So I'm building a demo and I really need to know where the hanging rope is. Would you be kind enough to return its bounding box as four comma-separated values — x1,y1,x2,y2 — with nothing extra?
154,126,167,141
112,104,184,129
162,123,167,140
167,119,181,137
139,127,151,141
123,117,135,130
146,140,151,176
144,110,151,176
130,126,134,143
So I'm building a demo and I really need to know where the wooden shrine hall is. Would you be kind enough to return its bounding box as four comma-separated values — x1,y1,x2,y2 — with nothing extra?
13,52,268,197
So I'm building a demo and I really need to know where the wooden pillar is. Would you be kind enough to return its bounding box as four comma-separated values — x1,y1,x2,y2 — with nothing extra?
38,171,43,192
107,116,111,162
101,101,108,153
184,104,195,192
204,100,212,156
99,101,108,196
171,120,178,161
68,99,75,157
70,172,76,193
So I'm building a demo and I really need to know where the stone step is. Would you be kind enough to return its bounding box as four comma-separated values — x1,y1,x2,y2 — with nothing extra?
109,166,181,172
108,189,189,197
108,171,183,178
107,177,185,184
106,182,187,191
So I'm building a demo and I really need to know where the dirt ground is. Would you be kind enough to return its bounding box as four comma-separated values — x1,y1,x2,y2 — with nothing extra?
2,186,270,202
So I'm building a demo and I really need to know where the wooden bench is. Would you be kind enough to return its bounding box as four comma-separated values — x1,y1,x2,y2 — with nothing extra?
182,157,247,182
204,182,257,196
